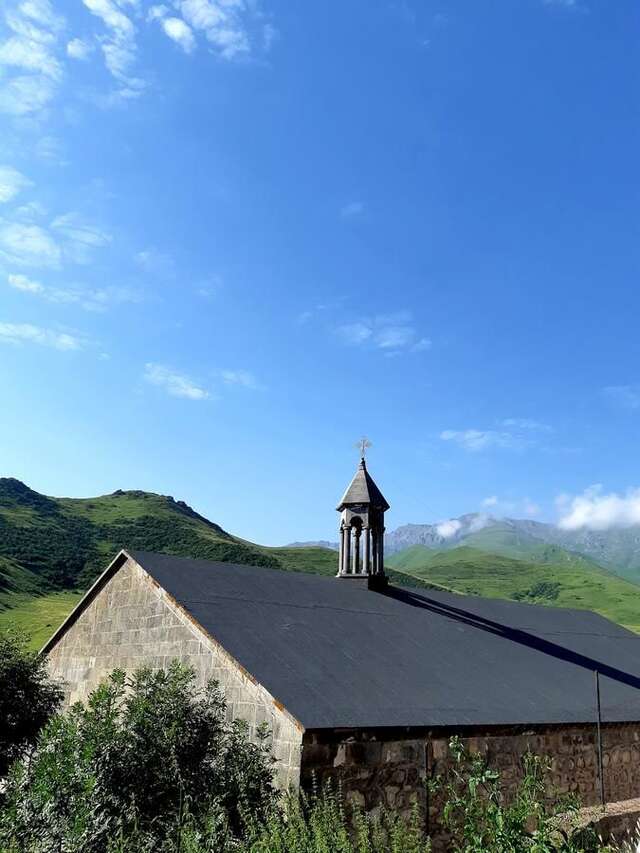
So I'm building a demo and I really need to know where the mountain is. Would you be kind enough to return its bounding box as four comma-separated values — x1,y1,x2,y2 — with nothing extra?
386,545,640,633
385,514,640,584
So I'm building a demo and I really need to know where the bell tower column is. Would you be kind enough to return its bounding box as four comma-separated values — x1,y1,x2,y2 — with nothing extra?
363,526,370,575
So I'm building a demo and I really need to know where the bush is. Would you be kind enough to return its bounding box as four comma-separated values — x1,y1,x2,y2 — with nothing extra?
244,787,430,853
0,629,62,780
441,736,601,852
0,662,277,853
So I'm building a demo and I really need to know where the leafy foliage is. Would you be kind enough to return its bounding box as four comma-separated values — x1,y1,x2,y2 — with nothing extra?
440,736,601,852
0,629,63,779
0,663,277,853
244,788,430,853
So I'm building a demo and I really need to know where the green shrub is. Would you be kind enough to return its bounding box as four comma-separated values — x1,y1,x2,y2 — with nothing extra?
0,662,277,853
441,736,601,852
0,629,62,780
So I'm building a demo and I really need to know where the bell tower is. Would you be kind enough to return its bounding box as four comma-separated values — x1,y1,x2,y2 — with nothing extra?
336,440,390,589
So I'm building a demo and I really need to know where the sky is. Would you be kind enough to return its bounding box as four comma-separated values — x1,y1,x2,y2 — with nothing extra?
0,0,638,545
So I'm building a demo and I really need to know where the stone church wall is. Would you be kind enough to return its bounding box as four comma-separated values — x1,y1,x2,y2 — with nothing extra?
302,724,640,848
46,555,303,788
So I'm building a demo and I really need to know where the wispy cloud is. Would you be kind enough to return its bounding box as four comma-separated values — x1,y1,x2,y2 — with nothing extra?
0,210,111,268
144,362,210,400
66,37,93,60
543,0,579,7
481,494,540,517
79,0,146,101
135,247,175,276
0,165,31,202
7,272,139,311
440,429,522,452
162,17,196,52
0,0,65,116
340,200,364,219
0,221,62,267
603,384,640,410
335,311,430,356
441,417,552,452
557,485,640,531
51,211,112,261
435,519,461,539
218,368,260,389
0,320,84,350
501,417,552,433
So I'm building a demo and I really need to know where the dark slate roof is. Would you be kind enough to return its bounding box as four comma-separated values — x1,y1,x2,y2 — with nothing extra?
124,551,640,731
337,460,390,510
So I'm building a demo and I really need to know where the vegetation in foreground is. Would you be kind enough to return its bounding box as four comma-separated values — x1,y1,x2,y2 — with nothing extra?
0,645,632,853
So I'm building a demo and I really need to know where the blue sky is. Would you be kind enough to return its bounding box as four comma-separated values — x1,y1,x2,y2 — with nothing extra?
0,0,638,544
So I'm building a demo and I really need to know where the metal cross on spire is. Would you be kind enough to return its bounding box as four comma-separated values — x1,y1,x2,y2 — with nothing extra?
355,436,372,460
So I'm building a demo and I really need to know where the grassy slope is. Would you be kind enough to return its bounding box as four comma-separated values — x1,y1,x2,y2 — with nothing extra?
0,591,83,650
0,480,439,648
387,545,640,632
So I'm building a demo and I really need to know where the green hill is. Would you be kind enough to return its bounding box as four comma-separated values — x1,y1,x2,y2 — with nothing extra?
0,478,432,647
386,544,640,632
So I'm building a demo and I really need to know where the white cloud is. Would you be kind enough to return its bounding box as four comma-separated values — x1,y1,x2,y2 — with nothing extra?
501,417,552,432
0,34,62,80
335,311,430,355
603,385,640,410
0,321,83,350
178,0,251,59
144,363,210,400
18,0,64,33
0,211,110,268
436,519,462,539
34,135,64,162
441,419,550,452
82,0,134,40
0,73,57,115
219,368,259,389
7,272,44,293
135,247,175,275
341,201,364,218
481,494,540,518
440,429,523,452
557,485,640,531
0,221,61,267
14,200,47,220
336,322,373,345
81,0,147,98
51,212,112,249
7,272,139,311
147,5,169,21
66,37,93,60
0,0,65,118
0,166,31,202
161,17,195,52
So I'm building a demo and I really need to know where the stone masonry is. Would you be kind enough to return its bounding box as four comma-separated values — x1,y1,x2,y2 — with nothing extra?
46,555,303,788
302,725,640,848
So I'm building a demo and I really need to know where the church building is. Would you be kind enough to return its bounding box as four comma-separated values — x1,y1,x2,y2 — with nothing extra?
43,456,640,844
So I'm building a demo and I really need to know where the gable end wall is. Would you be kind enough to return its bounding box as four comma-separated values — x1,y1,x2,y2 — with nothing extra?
46,556,303,788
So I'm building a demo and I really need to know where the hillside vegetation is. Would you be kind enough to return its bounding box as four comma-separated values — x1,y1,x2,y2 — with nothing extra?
0,478,432,646
387,545,640,632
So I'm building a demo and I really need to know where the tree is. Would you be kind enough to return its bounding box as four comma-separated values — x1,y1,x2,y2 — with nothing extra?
0,662,277,853
0,629,62,779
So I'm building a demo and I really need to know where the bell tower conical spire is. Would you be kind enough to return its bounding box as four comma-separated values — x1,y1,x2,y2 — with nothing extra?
336,443,389,589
